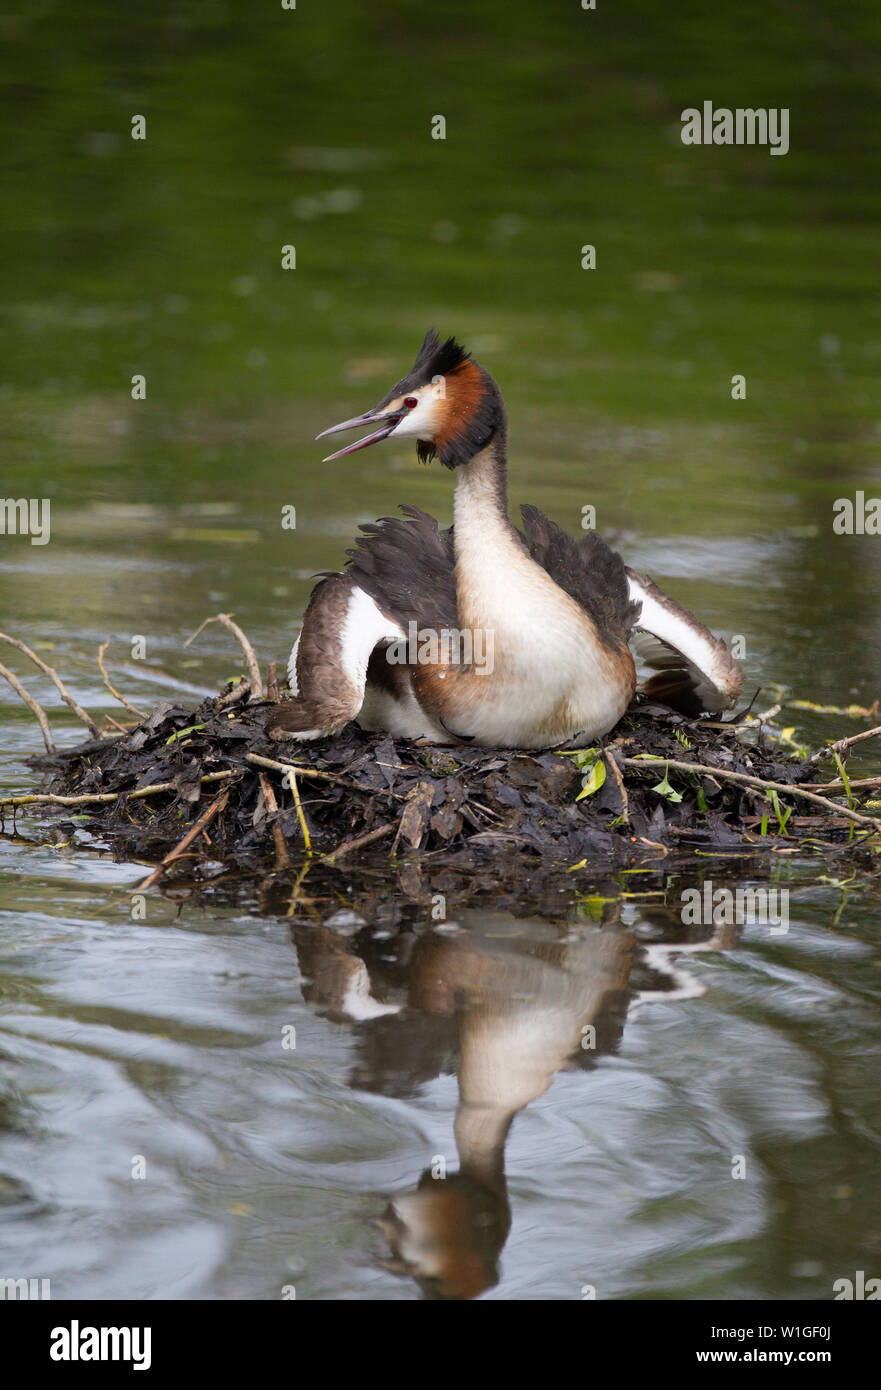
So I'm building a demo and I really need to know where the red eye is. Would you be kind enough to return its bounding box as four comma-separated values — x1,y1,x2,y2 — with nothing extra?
404,396,418,409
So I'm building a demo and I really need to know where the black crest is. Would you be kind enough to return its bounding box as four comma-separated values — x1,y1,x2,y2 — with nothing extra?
376,329,471,407
410,329,471,383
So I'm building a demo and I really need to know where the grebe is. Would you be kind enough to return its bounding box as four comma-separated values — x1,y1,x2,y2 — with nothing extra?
266,331,742,749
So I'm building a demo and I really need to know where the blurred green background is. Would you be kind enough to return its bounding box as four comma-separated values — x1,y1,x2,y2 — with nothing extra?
1,0,880,716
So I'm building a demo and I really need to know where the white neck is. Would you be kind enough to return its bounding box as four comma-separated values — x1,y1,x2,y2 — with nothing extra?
452,439,511,540
453,440,528,630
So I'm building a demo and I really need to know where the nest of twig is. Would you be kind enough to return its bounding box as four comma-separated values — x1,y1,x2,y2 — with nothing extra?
2,619,880,895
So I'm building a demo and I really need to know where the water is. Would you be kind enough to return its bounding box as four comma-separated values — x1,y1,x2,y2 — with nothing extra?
1,0,880,1300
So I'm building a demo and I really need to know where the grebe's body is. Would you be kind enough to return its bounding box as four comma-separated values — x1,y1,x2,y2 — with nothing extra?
267,332,742,749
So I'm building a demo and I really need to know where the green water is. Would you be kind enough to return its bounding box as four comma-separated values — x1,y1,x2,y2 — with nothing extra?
1,0,880,1300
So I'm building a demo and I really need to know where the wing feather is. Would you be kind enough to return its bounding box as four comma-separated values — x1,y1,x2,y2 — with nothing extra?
345,504,458,632
520,505,639,648
626,569,743,715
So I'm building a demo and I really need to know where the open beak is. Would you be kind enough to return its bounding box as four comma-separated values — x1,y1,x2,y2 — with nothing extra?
316,408,402,461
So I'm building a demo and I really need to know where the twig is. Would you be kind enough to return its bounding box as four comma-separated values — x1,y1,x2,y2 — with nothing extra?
257,771,291,869
0,632,98,736
808,724,881,766
131,788,230,893
0,769,236,810
739,815,855,830
217,677,251,708
603,749,629,822
286,763,312,855
245,754,314,851
802,776,881,794
750,703,782,724
320,820,397,863
266,661,279,703
0,661,55,752
97,642,145,718
185,614,262,697
622,755,881,832
244,751,358,787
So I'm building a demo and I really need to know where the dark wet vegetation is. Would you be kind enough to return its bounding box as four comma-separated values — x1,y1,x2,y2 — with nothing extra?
20,682,881,896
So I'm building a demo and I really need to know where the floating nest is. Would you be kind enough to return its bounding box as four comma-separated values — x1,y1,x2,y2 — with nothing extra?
12,684,881,894
2,622,879,896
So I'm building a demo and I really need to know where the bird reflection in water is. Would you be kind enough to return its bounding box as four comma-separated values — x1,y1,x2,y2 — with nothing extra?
290,902,737,1300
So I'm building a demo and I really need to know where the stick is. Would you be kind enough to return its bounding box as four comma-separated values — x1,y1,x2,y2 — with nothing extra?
0,661,55,752
808,724,881,766
185,614,262,697
266,661,279,703
97,642,145,718
131,788,230,893
802,776,881,794
0,632,99,736
245,755,313,850
622,756,881,831
257,771,291,869
0,769,236,810
217,677,251,708
286,763,312,855
320,821,397,863
244,752,359,787
603,749,629,822
751,703,782,724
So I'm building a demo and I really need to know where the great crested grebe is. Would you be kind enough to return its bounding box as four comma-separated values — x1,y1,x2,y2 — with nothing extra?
266,331,742,749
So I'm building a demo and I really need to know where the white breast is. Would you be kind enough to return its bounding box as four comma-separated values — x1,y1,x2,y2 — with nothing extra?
451,546,631,746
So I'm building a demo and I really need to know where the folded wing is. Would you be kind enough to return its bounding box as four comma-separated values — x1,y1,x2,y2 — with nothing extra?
520,504,640,649
626,569,743,715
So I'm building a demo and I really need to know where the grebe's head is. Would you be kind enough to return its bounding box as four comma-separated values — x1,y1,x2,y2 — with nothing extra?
317,329,503,467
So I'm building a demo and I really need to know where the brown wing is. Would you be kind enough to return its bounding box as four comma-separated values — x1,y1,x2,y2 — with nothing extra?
345,504,459,632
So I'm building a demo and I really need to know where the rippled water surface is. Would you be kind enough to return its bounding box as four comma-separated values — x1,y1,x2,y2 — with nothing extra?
2,1,881,1299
